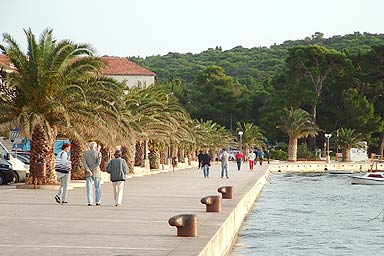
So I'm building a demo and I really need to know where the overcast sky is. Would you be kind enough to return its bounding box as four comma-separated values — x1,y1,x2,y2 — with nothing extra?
2,0,384,58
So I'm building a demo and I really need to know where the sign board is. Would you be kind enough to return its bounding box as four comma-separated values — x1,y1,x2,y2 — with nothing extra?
10,128,22,143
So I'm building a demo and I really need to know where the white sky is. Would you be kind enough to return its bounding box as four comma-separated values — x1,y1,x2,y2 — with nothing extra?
2,0,384,58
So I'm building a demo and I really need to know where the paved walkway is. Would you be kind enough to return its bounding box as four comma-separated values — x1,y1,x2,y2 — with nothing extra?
0,161,269,256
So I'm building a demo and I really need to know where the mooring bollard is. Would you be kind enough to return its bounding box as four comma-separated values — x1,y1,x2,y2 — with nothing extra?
200,195,221,212
168,214,198,237
217,186,234,199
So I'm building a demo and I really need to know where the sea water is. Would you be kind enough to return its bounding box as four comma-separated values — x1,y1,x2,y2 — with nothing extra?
231,172,384,256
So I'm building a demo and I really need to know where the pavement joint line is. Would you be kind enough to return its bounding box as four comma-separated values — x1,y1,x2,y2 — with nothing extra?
4,217,166,223
0,245,171,250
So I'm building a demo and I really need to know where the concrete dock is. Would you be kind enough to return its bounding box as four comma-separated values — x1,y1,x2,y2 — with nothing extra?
0,161,270,256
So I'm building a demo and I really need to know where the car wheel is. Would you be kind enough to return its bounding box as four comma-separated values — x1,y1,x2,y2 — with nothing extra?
12,171,20,183
0,173,5,185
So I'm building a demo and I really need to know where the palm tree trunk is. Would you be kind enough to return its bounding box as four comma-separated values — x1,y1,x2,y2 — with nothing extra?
70,138,85,180
29,124,56,185
99,147,110,171
341,148,351,162
307,104,317,151
125,136,136,174
148,149,160,169
177,146,184,163
288,137,298,162
160,149,167,165
135,141,144,166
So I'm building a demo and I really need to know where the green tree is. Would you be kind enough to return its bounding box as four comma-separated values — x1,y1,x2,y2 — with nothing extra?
187,65,248,128
285,45,352,150
277,108,321,161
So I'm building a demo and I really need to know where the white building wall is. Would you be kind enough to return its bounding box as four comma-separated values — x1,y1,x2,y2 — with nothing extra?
108,75,155,88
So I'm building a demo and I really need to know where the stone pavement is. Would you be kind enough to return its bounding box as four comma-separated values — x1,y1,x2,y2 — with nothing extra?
0,161,269,256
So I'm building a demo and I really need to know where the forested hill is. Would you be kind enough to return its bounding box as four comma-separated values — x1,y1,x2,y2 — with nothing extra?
129,32,384,87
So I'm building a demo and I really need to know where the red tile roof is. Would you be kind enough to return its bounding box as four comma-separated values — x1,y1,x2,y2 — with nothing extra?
0,54,155,76
0,54,16,71
101,57,155,76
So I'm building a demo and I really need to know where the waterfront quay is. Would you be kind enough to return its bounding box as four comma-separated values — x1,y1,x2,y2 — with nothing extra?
0,162,270,256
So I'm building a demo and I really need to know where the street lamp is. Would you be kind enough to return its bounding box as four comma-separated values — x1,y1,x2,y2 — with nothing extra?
325,133,332,163
238,131,243,152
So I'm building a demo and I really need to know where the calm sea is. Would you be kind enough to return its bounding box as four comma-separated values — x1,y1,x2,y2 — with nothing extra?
231,172,384,256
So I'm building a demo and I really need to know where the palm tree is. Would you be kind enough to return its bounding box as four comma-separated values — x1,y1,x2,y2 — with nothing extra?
123,85,194,170
0,28,126,184
335,128,366,162
277,108,321,161
235,122,266,154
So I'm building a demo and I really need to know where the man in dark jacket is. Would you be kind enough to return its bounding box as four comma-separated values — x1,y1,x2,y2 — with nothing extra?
201,150,211,178
106,149,128,206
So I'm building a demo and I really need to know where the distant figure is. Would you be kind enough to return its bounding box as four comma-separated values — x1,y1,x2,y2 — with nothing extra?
172,157,177,171
197,150,203,169
55,143,71,204
235,151,243,171
83,141,102,206
265,150,270,164
106,149,128,207
201,150,211,178
258,150,264,165
220,148,230,178
248,150,256,171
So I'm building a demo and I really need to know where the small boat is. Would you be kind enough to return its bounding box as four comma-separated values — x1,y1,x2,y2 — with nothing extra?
329,170,354,174
349,172,384,185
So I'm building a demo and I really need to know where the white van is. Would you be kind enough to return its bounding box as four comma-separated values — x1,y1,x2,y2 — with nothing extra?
0,141,29,182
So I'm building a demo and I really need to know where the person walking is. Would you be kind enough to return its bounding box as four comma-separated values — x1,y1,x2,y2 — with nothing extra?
106,149,128,207
248,150,256,171
83,141,102,206
55,143,71,204
235,151,243,171
258,150,264,165
265,150,270,164
197,150,203,169
201,150,211,178
220,148,230,178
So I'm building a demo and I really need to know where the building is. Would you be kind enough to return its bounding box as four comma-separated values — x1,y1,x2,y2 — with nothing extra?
100,56,156,88
0,54,156,88
0,54,16,73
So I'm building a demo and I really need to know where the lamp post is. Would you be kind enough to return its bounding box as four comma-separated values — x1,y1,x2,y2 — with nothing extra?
325,133,332,163
238,131,243,152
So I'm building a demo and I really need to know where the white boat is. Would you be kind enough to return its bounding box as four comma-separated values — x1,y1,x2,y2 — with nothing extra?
329,170,354,174
349,172,384,185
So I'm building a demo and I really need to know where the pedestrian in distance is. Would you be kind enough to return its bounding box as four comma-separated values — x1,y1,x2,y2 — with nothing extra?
235,150,243,171
201,150,211,178
220,148,230,178
54,143,71,204
106,149,128,207
248,150,256,171
258,149,264,165
265,150,270,164
83,141,102,206
197,150,203,170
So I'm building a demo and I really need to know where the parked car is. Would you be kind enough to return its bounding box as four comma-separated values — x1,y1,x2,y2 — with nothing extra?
11,152,30,165
0,141,29,183
0,157,15,185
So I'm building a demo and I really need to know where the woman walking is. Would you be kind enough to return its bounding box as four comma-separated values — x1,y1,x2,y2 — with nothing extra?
55,143,71,204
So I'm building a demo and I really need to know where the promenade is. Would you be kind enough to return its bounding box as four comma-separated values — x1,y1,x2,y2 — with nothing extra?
0,161,269,256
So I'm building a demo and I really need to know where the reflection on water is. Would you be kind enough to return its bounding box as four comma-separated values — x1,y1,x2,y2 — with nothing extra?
231,172,384,256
